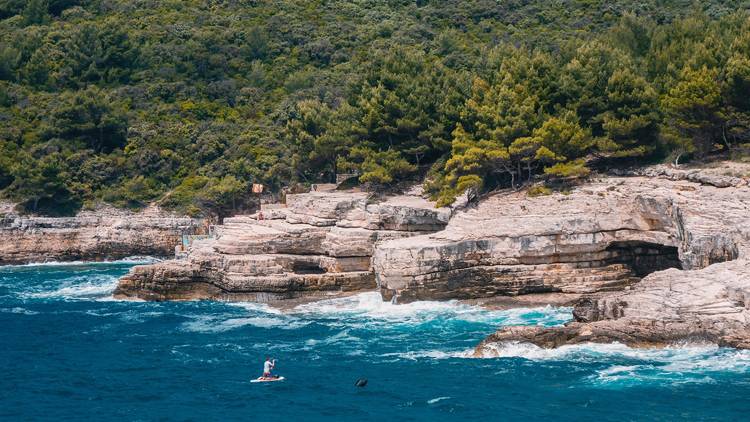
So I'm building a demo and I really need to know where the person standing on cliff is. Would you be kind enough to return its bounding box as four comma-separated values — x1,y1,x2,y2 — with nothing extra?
262,357,276,379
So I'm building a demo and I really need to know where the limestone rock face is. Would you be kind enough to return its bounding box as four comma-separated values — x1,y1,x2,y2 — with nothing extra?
474,259,750,354
0,204,200,264
624,163,748,189
374,171,749,303
115,190,449,301
468,164,750,353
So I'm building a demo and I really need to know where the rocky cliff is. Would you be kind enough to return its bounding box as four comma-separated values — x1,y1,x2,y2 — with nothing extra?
0,203,200,264
114,189,450,301
474,258,750,353
374,166,748,303
468,164,750,353
113,161,750,350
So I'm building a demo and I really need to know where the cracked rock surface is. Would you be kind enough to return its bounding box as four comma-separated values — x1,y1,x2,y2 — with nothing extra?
115,190,449,301
470,163,750,352
0,203,200,264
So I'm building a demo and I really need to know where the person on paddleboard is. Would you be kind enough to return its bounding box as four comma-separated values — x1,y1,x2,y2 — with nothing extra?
262,357,276,379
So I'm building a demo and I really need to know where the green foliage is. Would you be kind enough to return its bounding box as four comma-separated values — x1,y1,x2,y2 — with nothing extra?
527,185,552,197
0,1,748,213
599,68,661,157
661,66,724,160
102,175,159,209
5,152,78,215
344,148,417,187
43,87,128,152
22,0,48,26
163,175,249,220
543,159,592,179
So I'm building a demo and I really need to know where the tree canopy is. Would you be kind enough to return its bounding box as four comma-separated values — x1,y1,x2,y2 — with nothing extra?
0,1,749,215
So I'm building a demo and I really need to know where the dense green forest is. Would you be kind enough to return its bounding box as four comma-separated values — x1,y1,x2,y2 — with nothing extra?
1,0,749,216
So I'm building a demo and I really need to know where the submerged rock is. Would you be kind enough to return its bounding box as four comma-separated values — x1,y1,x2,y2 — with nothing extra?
114,190,450,301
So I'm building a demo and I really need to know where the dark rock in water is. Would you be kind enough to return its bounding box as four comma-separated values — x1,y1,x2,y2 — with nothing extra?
355,378,368,387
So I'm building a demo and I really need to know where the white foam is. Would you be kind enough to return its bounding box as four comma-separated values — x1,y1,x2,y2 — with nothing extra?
1,307,39,315
181,314,308,333
479,341,750,384
479,341,722,361
382,349,473,360
26,275,119,299
229,301,284,315
427,397,451,404
477,341,573,360
660,348,750,373
304,330,361,347
293,292,458,319
592,365,647,384
1,256,161,268
292,292,571,327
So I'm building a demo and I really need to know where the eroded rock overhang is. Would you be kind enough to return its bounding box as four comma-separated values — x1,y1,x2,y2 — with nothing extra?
373,175,748,304
115,189,451,301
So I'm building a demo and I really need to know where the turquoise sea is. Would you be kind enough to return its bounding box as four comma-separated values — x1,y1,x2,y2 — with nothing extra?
2,261,750,421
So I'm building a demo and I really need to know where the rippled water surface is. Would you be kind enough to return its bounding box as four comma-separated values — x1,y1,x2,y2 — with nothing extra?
2,262,750,421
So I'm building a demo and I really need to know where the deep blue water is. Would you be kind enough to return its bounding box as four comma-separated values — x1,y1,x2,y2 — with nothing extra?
2,261,750,421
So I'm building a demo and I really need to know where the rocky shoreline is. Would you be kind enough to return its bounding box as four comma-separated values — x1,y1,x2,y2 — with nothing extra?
11,162,746,351
114,188,451,301
120,162,750,350
472,163,750,353
0,203,201,265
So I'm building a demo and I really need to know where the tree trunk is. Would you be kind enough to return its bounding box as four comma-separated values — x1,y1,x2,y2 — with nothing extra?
98,126,104,153
722,124,731,150
332,154,338,183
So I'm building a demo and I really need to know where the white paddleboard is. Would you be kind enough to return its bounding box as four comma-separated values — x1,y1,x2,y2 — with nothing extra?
251,376,285,383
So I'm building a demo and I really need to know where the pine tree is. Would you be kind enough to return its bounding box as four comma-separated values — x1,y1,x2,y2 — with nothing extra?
599,68,661,158
662,66,724,163
22,0,48,26
533,113,594,179
724,26,750,146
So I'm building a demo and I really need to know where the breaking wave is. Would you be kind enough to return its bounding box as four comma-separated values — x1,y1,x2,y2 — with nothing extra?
23,274,120,300
2,256,161,268
477,341,750,385
181,314,310,333
291,291,572,327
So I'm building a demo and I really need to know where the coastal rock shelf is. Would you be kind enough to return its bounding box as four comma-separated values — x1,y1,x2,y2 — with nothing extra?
115,190,450,301
474,259,750,353
467,167,750,352
114,162,750,350
0,203,200,265
374,173,748,303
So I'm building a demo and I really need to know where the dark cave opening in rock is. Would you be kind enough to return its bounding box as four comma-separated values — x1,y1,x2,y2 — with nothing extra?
291,261,327,274
605,241,682,277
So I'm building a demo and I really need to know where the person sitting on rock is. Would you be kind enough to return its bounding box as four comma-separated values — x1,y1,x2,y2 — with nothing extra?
262,357,276,379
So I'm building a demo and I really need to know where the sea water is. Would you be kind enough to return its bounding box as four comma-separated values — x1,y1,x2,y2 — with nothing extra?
2,262,750,421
